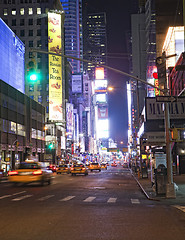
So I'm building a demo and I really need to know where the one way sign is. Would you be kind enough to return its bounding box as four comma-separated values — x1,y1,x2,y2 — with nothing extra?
156,96,176,102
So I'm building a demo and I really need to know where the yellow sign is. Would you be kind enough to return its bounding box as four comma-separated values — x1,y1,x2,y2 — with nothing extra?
122,148,128,152
48,12,62,121
142,154,147,160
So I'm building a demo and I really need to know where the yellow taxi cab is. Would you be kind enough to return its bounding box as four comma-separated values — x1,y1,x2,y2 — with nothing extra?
101,163,107,170
57,164,70,174
8,161,52,186
89,162,101,172
70,163,88,176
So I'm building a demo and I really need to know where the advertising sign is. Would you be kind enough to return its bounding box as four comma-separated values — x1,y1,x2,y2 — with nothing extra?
96,94,107,103
72,74,82,93
94,79,107,93
98,106,108,119
95,67,104,80
48,12,62,121
146,97,185,120
0,19,25,93
66,103,74,139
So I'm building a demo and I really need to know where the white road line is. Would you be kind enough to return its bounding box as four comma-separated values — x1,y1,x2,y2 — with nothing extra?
59,196,75,202
131,198,140,204
83,197,96,202
12,195,33,201
174,205,185,212
107,197,117,203
12,191,26,196
0,195,11,199
37,195,55,201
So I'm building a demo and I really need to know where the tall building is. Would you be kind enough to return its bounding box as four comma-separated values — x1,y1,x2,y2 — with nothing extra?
84,12,107,80
60,0,83,73
0,0,66,163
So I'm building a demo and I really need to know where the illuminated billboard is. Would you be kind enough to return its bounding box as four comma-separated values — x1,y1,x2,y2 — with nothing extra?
96,93,107,103
66,103,74,139
48,12,62,121
95,67,104,80
0,18,25,93
94,79,108,93
72,74,82,93
96,119,109,139
98,106,108,119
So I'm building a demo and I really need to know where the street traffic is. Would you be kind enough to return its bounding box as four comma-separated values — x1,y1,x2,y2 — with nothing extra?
1,163,185,240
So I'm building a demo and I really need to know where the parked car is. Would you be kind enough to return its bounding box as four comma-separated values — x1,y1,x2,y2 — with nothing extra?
8,161,53,186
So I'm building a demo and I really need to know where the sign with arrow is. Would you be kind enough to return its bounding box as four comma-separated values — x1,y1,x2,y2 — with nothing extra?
156,96,176,102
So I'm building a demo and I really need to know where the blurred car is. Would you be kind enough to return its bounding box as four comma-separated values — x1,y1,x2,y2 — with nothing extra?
0,169,3,182
89,162,101,172
111,162,117,167
70,164,88,176
8,161,52,186
123,162,128,168
47,164,57,172
57,164,70,174
101,163,107,170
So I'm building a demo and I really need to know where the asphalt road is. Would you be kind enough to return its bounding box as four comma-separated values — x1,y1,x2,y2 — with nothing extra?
1,165,185,240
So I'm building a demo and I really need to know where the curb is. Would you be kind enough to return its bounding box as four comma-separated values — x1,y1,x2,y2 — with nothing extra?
131,170,160,201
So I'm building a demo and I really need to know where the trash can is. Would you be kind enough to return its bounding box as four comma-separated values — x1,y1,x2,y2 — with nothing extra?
141,166,148,178
154,165,167,195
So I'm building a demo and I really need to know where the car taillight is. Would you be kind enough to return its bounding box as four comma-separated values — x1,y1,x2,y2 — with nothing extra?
8,170,18,176
70,167,74,171
32,170,42,175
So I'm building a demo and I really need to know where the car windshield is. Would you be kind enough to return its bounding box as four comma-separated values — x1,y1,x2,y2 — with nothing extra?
92,163,98,165
59,165,67,167
18,162,40,169
74,164,84,167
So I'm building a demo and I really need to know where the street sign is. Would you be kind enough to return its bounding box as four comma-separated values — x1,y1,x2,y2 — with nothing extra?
156,96,176,102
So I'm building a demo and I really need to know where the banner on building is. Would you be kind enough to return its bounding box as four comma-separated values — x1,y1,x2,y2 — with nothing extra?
48,12,63,121
98,106,108,119
72,74,82,93
66,103,74,139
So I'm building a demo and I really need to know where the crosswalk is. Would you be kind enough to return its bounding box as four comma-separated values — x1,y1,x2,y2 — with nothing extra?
0,191,141,204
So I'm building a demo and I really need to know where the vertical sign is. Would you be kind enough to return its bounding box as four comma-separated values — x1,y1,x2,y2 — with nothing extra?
48,12,62,121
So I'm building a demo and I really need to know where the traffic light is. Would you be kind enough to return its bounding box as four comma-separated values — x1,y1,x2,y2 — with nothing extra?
171,128,179,141
48,142,54,150
27,60,38,82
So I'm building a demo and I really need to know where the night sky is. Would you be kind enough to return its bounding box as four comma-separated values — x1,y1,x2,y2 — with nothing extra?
83,0,139,145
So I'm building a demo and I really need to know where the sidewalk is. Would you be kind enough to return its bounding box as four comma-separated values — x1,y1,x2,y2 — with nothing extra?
132,169,185,205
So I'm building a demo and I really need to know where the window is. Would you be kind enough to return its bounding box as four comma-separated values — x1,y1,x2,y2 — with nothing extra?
30,95,34,100
46,84,49,91
3,9,8,15
12,9,16,15
20,30,24,37
46,106,49,113
29,30,33,36
37,29,41,36
38,96,42,103
37,40,41,47
29,41,33,47
37,84,42,91
29,8,33,15
12,19,16,26
37,19,41,25
37,62,41,69
20,19,24,26
46,95,49,102
29,52,33,58
37,8,41,14
37,53,41,58
28,19,33,25
20,8,24,15
29,85,34,92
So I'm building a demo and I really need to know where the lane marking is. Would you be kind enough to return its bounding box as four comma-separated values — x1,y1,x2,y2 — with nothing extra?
59,196,75,201
12,191,26,196
37,195,55,201
174,205,185,212
83,196,96,202
0,195,11,199
131,198,140,204
12,195,33,201
107,197,117,203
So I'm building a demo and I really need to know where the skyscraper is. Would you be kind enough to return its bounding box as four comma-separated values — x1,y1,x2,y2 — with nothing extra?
84,12,107,80
60,0,83,73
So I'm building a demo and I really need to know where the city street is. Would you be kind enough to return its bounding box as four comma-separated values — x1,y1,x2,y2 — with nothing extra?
1,165,185,240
